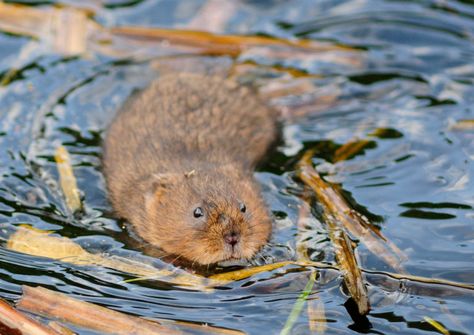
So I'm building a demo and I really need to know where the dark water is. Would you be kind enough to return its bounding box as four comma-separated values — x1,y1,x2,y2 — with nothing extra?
1,0,474,334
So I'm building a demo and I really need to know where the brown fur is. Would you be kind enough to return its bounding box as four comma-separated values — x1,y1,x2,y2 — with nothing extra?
103,73,277,265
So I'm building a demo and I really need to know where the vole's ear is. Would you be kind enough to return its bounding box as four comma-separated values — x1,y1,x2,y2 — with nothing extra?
144,173,182,209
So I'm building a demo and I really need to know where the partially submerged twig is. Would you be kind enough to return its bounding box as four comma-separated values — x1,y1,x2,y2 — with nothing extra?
0,298,62,335
18,286,244,335
326,218,370,315
18,286,181,335
298,151,371,314
48,322,76,335
298,150,406,273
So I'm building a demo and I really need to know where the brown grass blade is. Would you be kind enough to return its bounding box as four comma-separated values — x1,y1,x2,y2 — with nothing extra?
110,26,357,55
0,299,61,335
298,150,406,273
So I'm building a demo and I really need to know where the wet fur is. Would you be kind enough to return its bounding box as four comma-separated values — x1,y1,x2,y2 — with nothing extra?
103,73,277,265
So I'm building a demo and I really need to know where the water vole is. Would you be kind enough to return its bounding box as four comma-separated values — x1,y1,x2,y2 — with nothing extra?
103,73,277,265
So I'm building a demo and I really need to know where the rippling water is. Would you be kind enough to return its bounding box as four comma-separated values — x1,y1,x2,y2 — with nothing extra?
0,0,473,334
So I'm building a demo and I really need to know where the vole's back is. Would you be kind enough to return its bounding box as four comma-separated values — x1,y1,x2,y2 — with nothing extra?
103,74,277,213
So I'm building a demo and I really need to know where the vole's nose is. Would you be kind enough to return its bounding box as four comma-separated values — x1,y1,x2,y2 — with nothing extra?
224,231,239,247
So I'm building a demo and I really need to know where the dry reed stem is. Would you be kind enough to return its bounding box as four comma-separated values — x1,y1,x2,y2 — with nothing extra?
54,146,82,213
298,151,406,273
298,151,372,314
48,322,76,335
110,26,354,55
0,299,61,335
18,286,245,335
209,261,293,282
18,286,182,335
0,3,363,63
326,218,370,314
6,227,216,290
0,2,48,38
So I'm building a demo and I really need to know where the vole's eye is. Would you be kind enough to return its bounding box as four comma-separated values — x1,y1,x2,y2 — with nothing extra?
239,202,246,213
193,207,204,218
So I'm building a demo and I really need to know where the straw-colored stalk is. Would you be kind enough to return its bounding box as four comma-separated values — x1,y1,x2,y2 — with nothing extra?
54,146,82,213
0,299,62,335
298,151,371,314
298,150,406,273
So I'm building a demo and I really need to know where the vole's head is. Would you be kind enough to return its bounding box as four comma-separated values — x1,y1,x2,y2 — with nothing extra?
139,165,272,265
